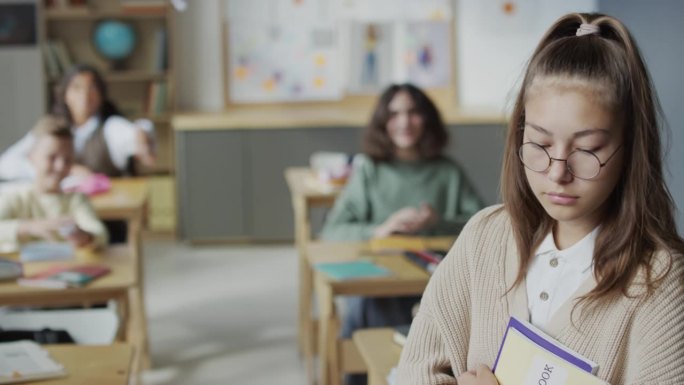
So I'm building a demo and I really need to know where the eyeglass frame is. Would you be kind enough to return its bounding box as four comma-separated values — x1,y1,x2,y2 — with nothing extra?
518,141,623,180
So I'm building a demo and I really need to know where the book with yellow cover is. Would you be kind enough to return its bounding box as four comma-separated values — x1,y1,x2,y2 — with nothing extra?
493,317,609,385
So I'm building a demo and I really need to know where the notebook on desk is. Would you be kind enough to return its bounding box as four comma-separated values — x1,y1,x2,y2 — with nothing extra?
314,260,392,281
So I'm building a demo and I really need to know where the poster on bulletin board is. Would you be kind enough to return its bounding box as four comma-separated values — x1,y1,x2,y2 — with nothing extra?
223,0,454,104
225,0,342,103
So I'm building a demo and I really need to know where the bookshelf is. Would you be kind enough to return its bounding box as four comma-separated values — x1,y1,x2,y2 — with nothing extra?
39,0,176,176
40,0,177,233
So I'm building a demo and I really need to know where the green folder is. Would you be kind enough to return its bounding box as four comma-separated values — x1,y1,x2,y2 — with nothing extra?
314,260,392,281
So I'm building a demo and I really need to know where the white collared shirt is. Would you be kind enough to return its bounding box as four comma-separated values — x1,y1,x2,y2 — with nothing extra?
0,116,153,180
526,227,598,330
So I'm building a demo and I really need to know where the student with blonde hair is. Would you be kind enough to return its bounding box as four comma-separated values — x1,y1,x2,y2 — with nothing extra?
0,116,107,249
397,13,684,385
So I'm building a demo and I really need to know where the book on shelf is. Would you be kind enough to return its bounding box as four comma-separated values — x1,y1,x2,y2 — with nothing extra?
0,340,66,384
313,260,391,281
41,43,60,79
152,27,168,72
51,40,74,73
41,40,73,79
493,316,608,385
17,264,111,289
146,81,167,116
392,324,411,346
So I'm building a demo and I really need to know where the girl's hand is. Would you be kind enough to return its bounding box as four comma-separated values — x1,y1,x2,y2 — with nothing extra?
18,218,63,242
373,207,422,238
64,226,94,248
134,128,156,167
372,204,440,238
456,365,499,385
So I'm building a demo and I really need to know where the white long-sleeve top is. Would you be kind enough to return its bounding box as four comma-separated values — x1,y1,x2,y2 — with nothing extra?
0,116,152,180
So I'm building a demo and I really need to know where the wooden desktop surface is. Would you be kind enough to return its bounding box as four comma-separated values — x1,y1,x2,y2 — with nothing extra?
309,242,432,297
308,236,456,385
37,344,133,385
353,328,401,385
0,245,135,306
91,178,149,220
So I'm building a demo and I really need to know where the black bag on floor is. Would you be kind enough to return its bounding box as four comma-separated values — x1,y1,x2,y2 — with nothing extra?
0,328,75,344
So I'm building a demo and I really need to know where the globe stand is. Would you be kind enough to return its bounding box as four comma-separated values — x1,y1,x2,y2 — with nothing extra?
109,59,127,71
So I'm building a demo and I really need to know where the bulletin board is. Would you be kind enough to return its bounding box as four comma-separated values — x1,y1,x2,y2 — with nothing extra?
221,0,454,105
221,0,597,115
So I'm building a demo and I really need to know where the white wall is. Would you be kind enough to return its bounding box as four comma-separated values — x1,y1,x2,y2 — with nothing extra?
0,49,44,152
600,0,684,233
174,0,224,111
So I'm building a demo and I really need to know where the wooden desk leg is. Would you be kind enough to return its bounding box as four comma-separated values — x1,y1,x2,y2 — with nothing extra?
127,287,151,372
316,275,341,385
127,216,151,370
115,291,130,342
300,251,316,385
294,195,312,356
330,313,342,385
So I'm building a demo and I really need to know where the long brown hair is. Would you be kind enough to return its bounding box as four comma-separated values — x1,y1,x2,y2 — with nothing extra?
52,64,122,126
363,83,448,161
501,13,684,301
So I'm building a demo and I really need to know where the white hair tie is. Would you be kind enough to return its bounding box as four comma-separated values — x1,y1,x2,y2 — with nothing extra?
576,23,600,37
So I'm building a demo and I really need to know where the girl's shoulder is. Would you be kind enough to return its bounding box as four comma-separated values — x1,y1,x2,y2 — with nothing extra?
627,248,684,298
457,204,512,242
102,115,138,131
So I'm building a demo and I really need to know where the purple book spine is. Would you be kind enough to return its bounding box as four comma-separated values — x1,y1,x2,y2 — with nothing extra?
492,317,594,373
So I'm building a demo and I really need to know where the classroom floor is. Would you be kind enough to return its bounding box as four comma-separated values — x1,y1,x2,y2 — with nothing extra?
140,238,307,385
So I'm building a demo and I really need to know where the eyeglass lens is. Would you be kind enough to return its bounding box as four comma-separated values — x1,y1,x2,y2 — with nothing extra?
519,142,601,179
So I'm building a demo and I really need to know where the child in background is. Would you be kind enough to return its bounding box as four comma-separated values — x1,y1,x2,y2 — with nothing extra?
321,83,483,385
0,64,155,180
397,13,684,385
321,83,482,241
0,116,108,249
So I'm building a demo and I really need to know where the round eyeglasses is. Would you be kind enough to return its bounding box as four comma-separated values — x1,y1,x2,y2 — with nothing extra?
518,142,622,180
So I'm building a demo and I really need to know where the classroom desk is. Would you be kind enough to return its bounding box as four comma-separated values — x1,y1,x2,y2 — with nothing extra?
90,178,151,369
35,344,133,385
0,246,147,377
308,237,455,385
284,167,341,361
352,328,401,385
91,178,149,267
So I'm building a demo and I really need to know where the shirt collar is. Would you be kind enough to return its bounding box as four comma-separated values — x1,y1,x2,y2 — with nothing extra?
535,227,599,273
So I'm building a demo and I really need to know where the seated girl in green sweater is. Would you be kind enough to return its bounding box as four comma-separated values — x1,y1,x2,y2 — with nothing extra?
321,83,483,241
321,83,483,385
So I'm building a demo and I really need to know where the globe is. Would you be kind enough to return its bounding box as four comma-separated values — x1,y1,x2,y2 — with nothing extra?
92,20,136,63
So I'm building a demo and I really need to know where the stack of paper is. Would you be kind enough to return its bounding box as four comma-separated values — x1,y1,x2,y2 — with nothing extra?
0,340,66,384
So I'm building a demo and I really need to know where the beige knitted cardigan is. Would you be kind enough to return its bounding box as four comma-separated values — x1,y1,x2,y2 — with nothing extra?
397,205,684,385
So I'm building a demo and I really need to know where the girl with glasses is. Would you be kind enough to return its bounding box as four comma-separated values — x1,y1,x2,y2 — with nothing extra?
397,13,684,385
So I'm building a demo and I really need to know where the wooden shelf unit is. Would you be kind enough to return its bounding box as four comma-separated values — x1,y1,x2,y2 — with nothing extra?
39,0,176,174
